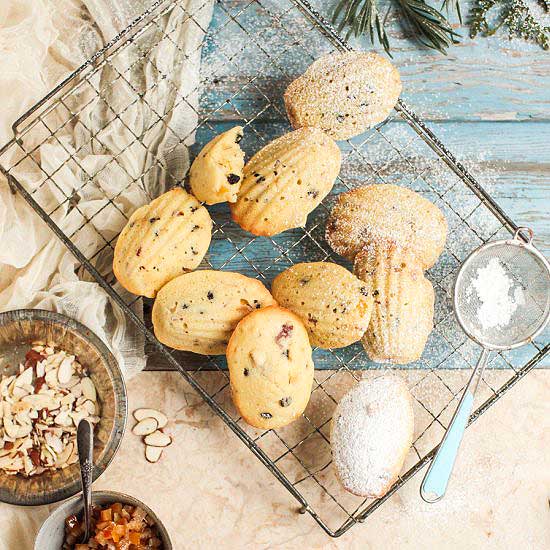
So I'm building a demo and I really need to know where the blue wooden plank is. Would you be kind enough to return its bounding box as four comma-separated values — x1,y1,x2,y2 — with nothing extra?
204,0,550,122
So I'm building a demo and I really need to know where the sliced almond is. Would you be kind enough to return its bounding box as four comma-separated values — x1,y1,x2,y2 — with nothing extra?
15,367,33,387
145,445,163,463
57,357,74,384
35,362,45,378
143,430,172,448
133,408,168,429
55,441,73,466
132,417,158,436
54,410,72,427
80,377,96,402
21,394,59,410
3,416,19,439
80,400,97,416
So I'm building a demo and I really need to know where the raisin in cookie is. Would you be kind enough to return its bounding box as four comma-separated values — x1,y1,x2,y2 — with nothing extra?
152,270,276,355
227,306,314,429
113,188,212,298
230,128,341,236
271,262,373,349
326,184,447,269
354,241,434,364
189,126,245,205
284,51,401,141
331,374,414,497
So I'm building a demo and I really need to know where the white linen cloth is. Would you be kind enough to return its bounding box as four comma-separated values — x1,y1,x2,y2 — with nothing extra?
0,0,213,546
0,0,213,377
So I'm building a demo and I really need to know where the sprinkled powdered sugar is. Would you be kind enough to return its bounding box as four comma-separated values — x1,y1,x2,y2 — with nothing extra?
330,375,414,497
469,257,525,331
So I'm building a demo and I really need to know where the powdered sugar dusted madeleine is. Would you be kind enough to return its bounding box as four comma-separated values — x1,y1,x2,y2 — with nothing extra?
189,126,245,205
227,306,314,429
331,374,414,497
354,242,434,364
284,51,402,140
152,270,276,355
230,128,341,236
113,188,212,298
326,184,447,269
271,262,373,349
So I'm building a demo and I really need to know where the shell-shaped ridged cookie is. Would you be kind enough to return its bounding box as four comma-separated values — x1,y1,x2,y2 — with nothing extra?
271,262,373,349
113,188,212,298
230,128,341,236
326,184,447,269
354,242,434,364
331,374,414,497
152,270,276,355
227,306,314,429
284,51,402,140
189,126,245,205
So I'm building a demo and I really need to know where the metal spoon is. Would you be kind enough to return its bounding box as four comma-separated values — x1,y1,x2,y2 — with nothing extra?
77,419,94,543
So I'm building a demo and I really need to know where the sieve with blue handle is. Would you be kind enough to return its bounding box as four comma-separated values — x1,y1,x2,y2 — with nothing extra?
420,227,550,503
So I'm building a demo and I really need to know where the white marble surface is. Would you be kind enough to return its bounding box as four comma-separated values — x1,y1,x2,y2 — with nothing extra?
5,369,546,549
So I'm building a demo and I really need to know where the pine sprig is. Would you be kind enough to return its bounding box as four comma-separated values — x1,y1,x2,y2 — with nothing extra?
470,0,549,50
333,0,459,54
333,0,391,53
333,0,550,53
396,0,460,53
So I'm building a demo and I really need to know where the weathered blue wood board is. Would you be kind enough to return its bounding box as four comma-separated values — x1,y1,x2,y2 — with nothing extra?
146,0,549,370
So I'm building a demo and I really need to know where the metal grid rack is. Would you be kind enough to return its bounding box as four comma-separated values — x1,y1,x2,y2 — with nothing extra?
0,0,548,537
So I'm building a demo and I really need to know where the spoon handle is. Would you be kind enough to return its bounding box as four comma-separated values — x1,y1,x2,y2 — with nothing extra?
77,419,94,542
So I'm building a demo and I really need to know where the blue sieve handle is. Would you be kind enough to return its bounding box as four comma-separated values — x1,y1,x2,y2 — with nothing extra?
420,348,490,503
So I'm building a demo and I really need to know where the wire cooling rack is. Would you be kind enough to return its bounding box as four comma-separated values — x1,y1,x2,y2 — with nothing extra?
0,0,548,537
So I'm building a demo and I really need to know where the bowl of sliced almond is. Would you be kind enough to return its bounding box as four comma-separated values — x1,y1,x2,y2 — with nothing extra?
0,309,127,505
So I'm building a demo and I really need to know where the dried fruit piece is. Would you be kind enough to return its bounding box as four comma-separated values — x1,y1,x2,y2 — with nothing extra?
145,445,163,463
132,418,159,436
133,408,168,429
143,430,172,448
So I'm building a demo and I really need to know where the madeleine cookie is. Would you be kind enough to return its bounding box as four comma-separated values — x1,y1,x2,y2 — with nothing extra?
113,188,212,297
189,126,245,205
230,128,341,236
271,262,373,349
326,184,447,269
331,374,414,497
284,51,402,140
227,306,314,429
354,242,434,364
152,270,276,355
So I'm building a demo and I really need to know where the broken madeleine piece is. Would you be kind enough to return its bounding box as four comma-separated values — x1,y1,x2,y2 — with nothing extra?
189,126,245,205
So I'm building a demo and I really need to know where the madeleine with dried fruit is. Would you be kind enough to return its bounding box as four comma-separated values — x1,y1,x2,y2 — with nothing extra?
189,126,245,205
227,306,314,429
271,261,372,349
284,51,401,140
230,127,341,236
152,270,276,355
113,187,212,298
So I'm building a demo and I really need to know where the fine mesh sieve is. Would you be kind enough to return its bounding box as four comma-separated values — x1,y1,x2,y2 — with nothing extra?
454,227,550,350
421,227,550,503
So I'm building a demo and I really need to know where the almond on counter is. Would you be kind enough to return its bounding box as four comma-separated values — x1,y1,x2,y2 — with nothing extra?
131,408,172,464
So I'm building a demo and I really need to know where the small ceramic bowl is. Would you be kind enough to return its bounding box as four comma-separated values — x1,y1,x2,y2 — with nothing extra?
35,490,173,549
0,309,127,505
